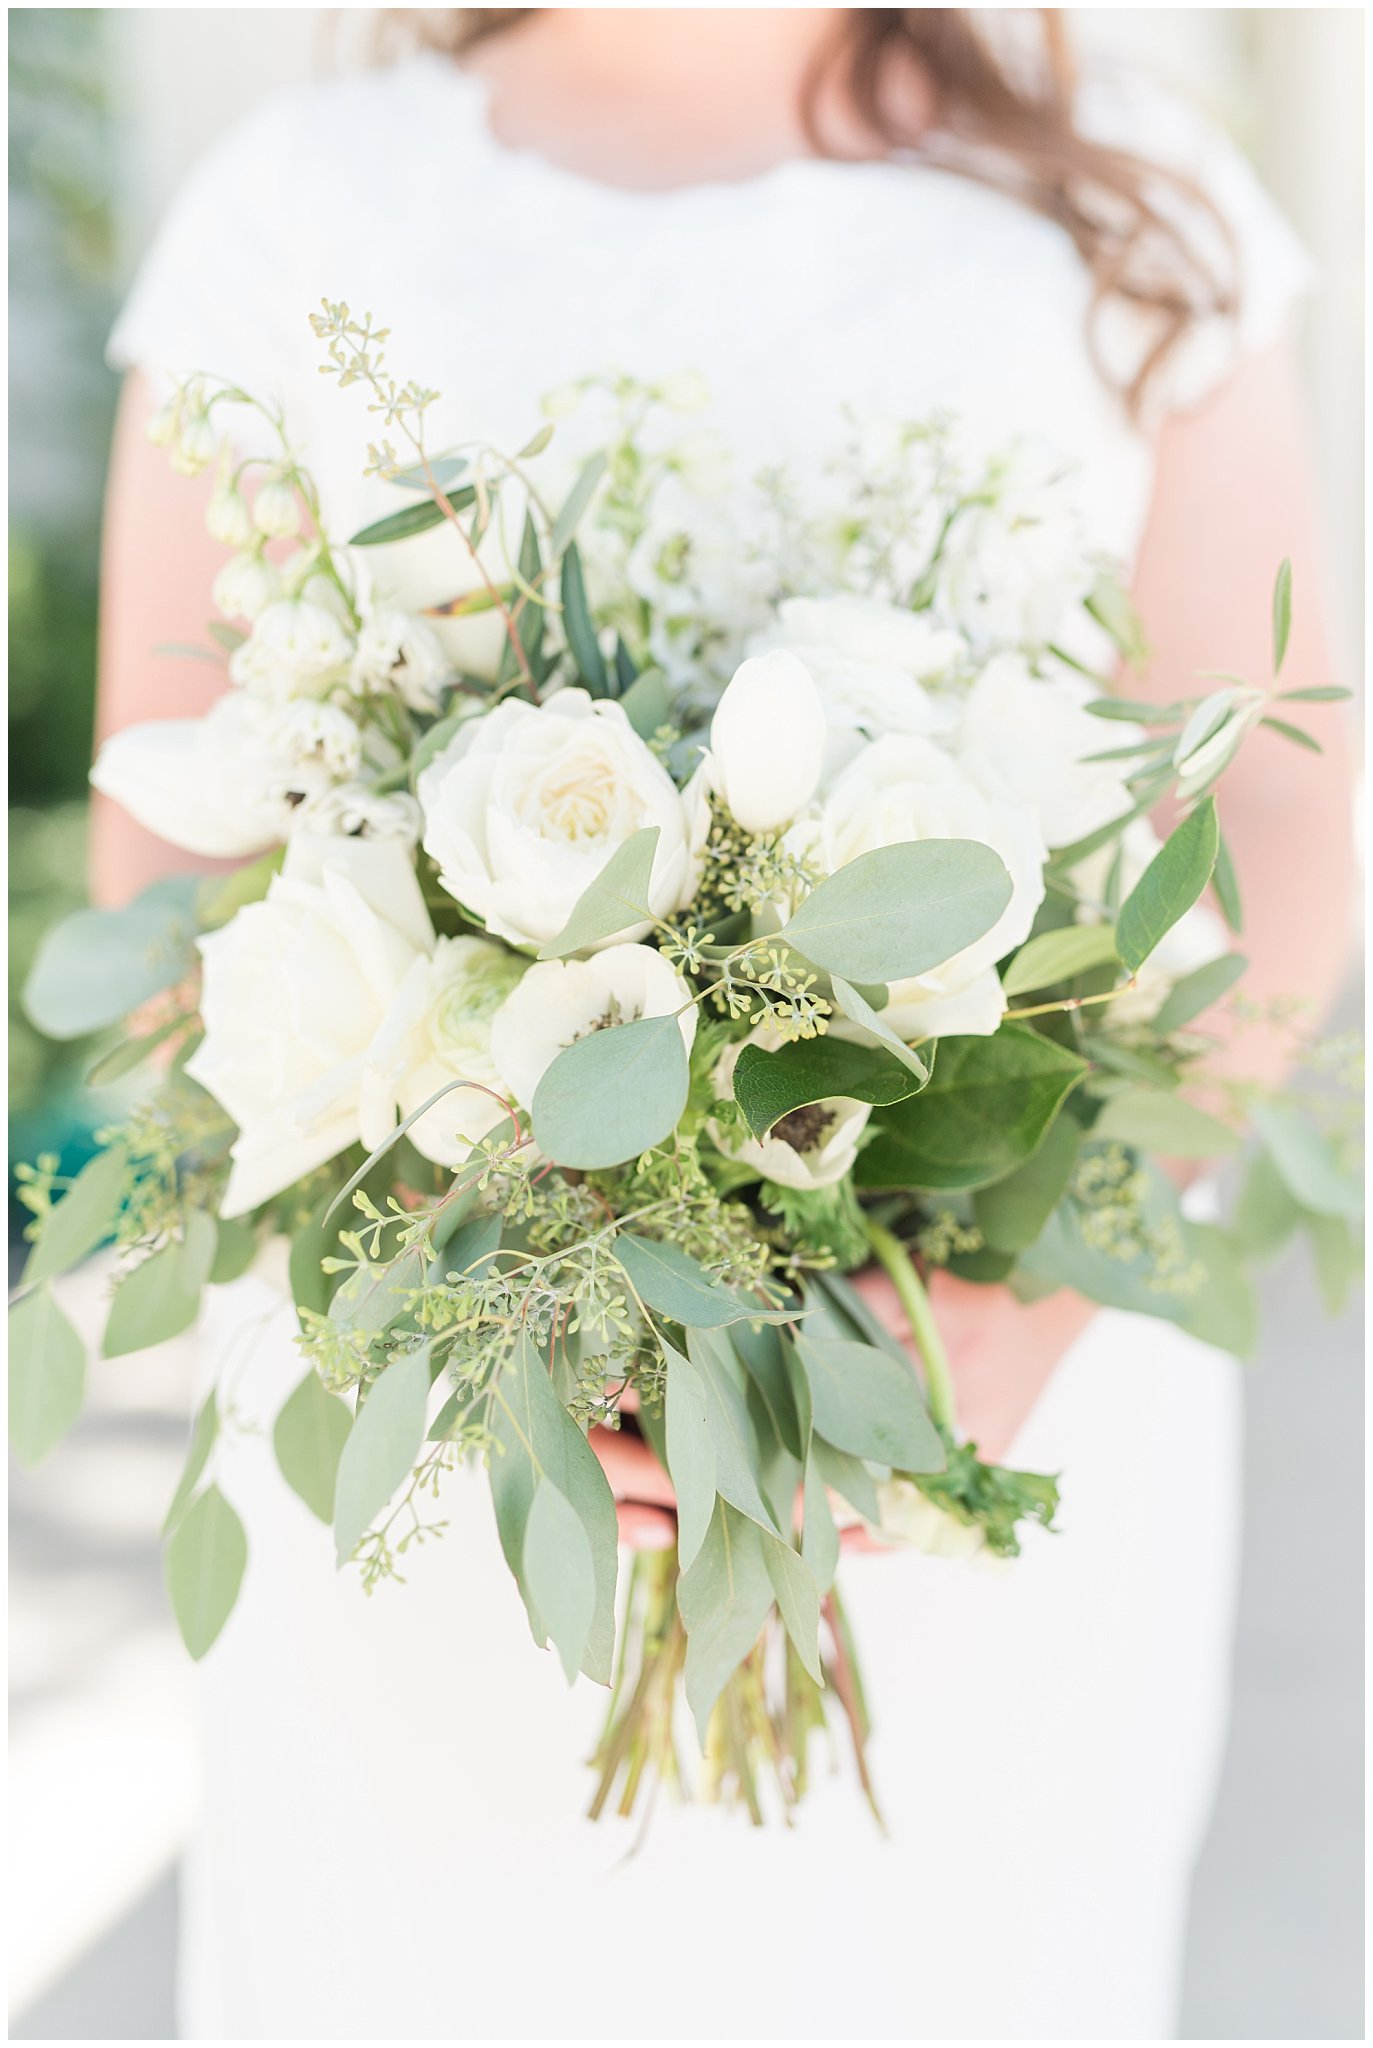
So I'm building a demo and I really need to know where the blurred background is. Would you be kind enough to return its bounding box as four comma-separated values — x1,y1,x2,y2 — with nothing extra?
8,8,1364,2038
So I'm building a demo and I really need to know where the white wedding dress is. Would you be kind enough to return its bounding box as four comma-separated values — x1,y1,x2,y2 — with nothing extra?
109,55,1309,2041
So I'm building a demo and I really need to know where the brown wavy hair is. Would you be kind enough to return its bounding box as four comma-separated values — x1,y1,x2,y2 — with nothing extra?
382,8,1237,416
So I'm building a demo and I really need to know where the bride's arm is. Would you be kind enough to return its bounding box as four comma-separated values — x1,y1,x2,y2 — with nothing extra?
855,343,1357,1465
90,372,231,907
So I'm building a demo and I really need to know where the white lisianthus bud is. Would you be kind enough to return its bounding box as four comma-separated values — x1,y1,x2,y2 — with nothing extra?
708,1027,870,1191
171,411,218,477
706,651,826,834
213,551,282,624
229,598,355,705
490,943,696,1109
252,475,302,540
419,689,699,950
206,481,256,550
1172,686,1266,802
658,368,710,414
360,935,526,1166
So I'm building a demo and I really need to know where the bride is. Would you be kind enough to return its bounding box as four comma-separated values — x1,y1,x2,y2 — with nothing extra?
94,10,1353,2039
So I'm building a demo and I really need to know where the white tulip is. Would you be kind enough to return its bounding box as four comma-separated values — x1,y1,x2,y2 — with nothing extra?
706,651,826,833
958,655,1135,850
490,942,696,1108
805,733,1046,1041
213,551,281,624
419,688,698,951
252,475,302,540
360,935,526,1165
186,833,434,1216
89,693,359,858
709,1028,870,1191
229,598,355,705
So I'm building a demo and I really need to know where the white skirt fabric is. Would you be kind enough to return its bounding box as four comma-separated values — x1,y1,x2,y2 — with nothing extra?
179,1269,1242,2041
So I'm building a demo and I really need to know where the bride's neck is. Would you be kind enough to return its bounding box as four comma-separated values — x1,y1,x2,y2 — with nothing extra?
500,8,848,100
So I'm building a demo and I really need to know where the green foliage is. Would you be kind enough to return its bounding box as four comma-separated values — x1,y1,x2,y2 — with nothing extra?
20,1140,127,1286
1002,924,1119,998
1115,798,1219,975
523,1477,597,1683
973,1110,1079,1254
165,1484,247,1660
677,1500,777,1740
536,826,659,958
22,876,201,1040
731,1035,925,1139
102,1211,218,1358
793,1334,944,1472
332,1346,432,1564
274,1371,352,1523
1151,953,1247,1035
913,1438,1060,1557
8,1283,86,1465
1093,1086,1240,1159
532,1013,690,1167
828,975,931,1081
857,1026,1086,1192
778,839,1012,985
615,1232,789,1328
1271,556,1292,677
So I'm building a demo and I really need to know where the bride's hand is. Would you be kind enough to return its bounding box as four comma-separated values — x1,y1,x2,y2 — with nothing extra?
589,1416,678,1550
849,1266,1099,1464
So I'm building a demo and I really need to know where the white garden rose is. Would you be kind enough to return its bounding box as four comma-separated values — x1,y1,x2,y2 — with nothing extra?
360,936,526,1165
704,651,826,833
805,734,1047,1040
212,550,281,624
350,607,450,711
419,688,700,950
89,694,360,859
1071,817,1230,1024
490,942,696,1108
186,833,435,1216
229,597,355,705
957,655,1135,850
709,1027,870,1191
935,448,1094,650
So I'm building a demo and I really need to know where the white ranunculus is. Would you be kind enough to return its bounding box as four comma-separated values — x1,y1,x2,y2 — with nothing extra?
186,834,435,1216
89,693,360,858
350,607,450,712
419,688,699,950
957,655,1135,850
709,1027,870,1191
490,941,696,1108
229,598,355,705
705,651,826,833
805,734,1047,1040
213,551,281,624
936,448,1095,651
1071,817,1230,1024
360,935,526,1165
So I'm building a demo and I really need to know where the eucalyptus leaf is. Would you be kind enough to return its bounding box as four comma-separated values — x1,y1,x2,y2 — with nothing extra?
209,1218,259,1286
778,839,1012,984
677,1499,775,1744
560,541,608,693
1093,1086,1240,1158
549,451,608,556
196,848,283,932
162,1390,219,1535
619,667,672,740
794,1335,944,1473
332,1347,432,1564
1305,1212,1362,1317
23,877,200,1040
85,1016,189,1086
1179,1224,1258,1358
761,1533,823,1683
102,1211,217,1359
1115,798,1218,975
664,1343,715,1569
8,1285,87,1466
532,1015,689,1168
812,1436,880,1522
973,1109,1080,1254
165,1483,247,1660
829,976,930,1081
536,826,660,959
685,1327,781,1535
731,1035,926,1140
274,1370,352,1523
615,1233,795,1328
349,485,477,547
21,1144,128,1289
1251,1102,1362,1219
856,1026,1086,1193
523,1478,597,1683
1151,953,1248,1034
1002,924,1119,998
801,1461,840,1592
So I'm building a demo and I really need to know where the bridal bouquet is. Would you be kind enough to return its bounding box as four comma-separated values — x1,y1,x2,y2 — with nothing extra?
12,304,1359,1823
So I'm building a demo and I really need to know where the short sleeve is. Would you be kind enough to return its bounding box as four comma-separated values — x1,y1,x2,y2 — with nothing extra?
1075,72,1314,419
107,91,312,436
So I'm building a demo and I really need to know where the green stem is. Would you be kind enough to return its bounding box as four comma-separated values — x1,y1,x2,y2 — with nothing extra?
861,1218,957,1434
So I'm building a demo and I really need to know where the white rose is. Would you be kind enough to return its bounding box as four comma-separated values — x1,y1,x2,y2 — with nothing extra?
958,655,1134,850
229,598,355,705
806,734,1046,1040
360,935,526,1165
936,448,1094,650
709,1027,869,1191
212,551,281,624
419,688,698,950
490,941,696,1108
89,693,359,858
1071,817,1230,1024
186,833,435,1216
704,651,826,833
350,607,450,712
